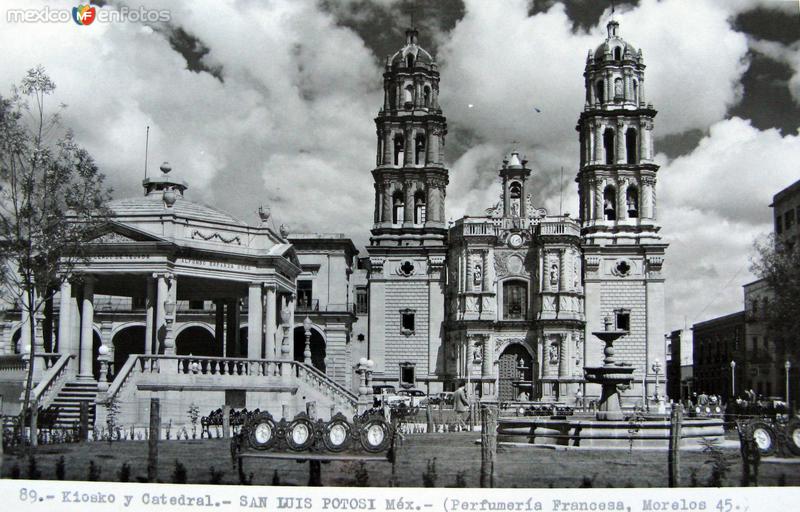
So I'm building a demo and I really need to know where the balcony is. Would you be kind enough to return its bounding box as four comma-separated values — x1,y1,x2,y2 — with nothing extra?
450,216,580,239
296,299,319,312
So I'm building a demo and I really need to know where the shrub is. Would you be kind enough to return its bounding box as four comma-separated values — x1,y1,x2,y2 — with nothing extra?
422,458,437,487
118,463,131,483
55,456,66,480
209,466,225,485
87,461,101,481
171,460,187,484
353,461,369,487
701,438,731,487
27,456,41,480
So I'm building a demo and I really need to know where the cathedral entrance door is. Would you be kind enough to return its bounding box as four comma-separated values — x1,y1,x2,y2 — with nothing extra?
498,344,533,402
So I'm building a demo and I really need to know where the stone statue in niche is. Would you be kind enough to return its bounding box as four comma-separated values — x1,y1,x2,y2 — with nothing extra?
473,264,482,287
549,263,559,286
572,256,580,289
548,343,559,365
614,78,624,98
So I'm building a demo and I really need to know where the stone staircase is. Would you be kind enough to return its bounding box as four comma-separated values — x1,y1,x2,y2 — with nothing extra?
48,381,97,428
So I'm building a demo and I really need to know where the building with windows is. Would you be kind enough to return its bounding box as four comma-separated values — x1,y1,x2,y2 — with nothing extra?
692,312,745,399
366,21,667,404
666,329,693,400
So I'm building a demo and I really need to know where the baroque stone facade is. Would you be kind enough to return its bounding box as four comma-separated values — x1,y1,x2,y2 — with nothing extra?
369,21,667,404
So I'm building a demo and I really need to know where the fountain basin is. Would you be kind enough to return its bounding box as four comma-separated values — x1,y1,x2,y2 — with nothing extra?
497,416,724,449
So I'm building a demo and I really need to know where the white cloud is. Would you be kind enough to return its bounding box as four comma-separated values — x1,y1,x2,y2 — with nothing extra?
659,117,800,327
0,0,381,235
749,38,800,104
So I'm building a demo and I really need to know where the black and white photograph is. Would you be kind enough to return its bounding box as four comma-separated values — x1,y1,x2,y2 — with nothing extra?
0,0,799,507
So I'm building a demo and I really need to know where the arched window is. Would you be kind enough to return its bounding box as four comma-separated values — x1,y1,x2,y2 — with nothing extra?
632,80,639,105
503,280,528,320
403,84,414,106
626,186,639,218
625,128,638,163
614,47,622,61
389,84,397,109
392,191,405,224
603,128,615,165
415,133,426,165
596,80,605,104
406,53,414,69
603,185,617,221
509,181,522,217
423,85,431,107
393,133,405,166
414,190,426,224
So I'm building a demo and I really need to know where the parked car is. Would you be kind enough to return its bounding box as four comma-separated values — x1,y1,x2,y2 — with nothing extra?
372,384,397,407
429,391,454,407
397,388,426,407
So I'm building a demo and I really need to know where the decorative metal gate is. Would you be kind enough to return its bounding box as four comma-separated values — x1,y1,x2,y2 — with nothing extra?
498,344,533,401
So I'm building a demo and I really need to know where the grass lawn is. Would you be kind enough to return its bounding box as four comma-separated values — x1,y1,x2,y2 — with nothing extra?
2,433,798,488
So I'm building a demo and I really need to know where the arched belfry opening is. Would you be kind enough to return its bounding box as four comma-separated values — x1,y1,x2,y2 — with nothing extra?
392,191,405,224
509,181,522,217
406,53,414,69
603,185,617,221
614,47,622,60
596,80,605,103
415,133,426,165
603,128,615,164
393,134,405,166
625,128,638,163
423,85,431,107
414,190,426,224
403,84,414,107
626,186,639,218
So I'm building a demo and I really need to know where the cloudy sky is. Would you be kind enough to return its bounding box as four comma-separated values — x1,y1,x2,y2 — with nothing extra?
1,0,798,331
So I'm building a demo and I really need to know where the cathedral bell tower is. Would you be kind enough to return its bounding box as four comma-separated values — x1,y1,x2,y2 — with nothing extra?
371,27,448,244
367,28,448,389
576,19,668,403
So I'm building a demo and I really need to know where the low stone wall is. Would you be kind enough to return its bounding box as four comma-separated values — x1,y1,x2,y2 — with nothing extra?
497,416,725,449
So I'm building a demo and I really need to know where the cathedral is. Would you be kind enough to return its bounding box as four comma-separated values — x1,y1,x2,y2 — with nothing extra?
367,20,667,404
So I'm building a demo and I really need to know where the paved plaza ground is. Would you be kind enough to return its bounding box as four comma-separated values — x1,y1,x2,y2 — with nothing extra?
2,433,799,487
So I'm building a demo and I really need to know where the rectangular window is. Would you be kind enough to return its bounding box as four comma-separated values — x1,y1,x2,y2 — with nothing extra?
355,286,368,314
297,280,314,310
400,364,415,387
503,281,528,320
401,311,415,332
615,310,631,331
776,215,783,234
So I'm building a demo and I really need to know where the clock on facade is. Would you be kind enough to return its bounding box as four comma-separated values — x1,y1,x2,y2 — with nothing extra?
508,233,524,248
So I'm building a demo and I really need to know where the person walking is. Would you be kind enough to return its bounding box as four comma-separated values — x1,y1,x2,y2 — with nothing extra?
454,381,470,431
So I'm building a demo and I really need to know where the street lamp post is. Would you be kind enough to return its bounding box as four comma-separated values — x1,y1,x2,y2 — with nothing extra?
302,316,312,365
785,360,791,406
730,360,736,398
651,359,662,401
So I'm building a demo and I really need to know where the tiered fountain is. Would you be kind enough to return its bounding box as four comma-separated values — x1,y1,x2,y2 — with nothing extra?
496,316,725,449
583,316,635,421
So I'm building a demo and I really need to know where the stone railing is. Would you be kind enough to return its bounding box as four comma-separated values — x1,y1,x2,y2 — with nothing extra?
101,355,357,410
0,354,25,372
29,353,74,411
539,218,581,237
295,360,358,408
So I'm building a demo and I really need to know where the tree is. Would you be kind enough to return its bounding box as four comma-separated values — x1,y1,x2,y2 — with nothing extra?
0,66,111,443
750,234,800,360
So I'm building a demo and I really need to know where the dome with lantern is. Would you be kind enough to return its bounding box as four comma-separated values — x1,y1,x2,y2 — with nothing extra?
593,20,640,62
389,28,436,69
